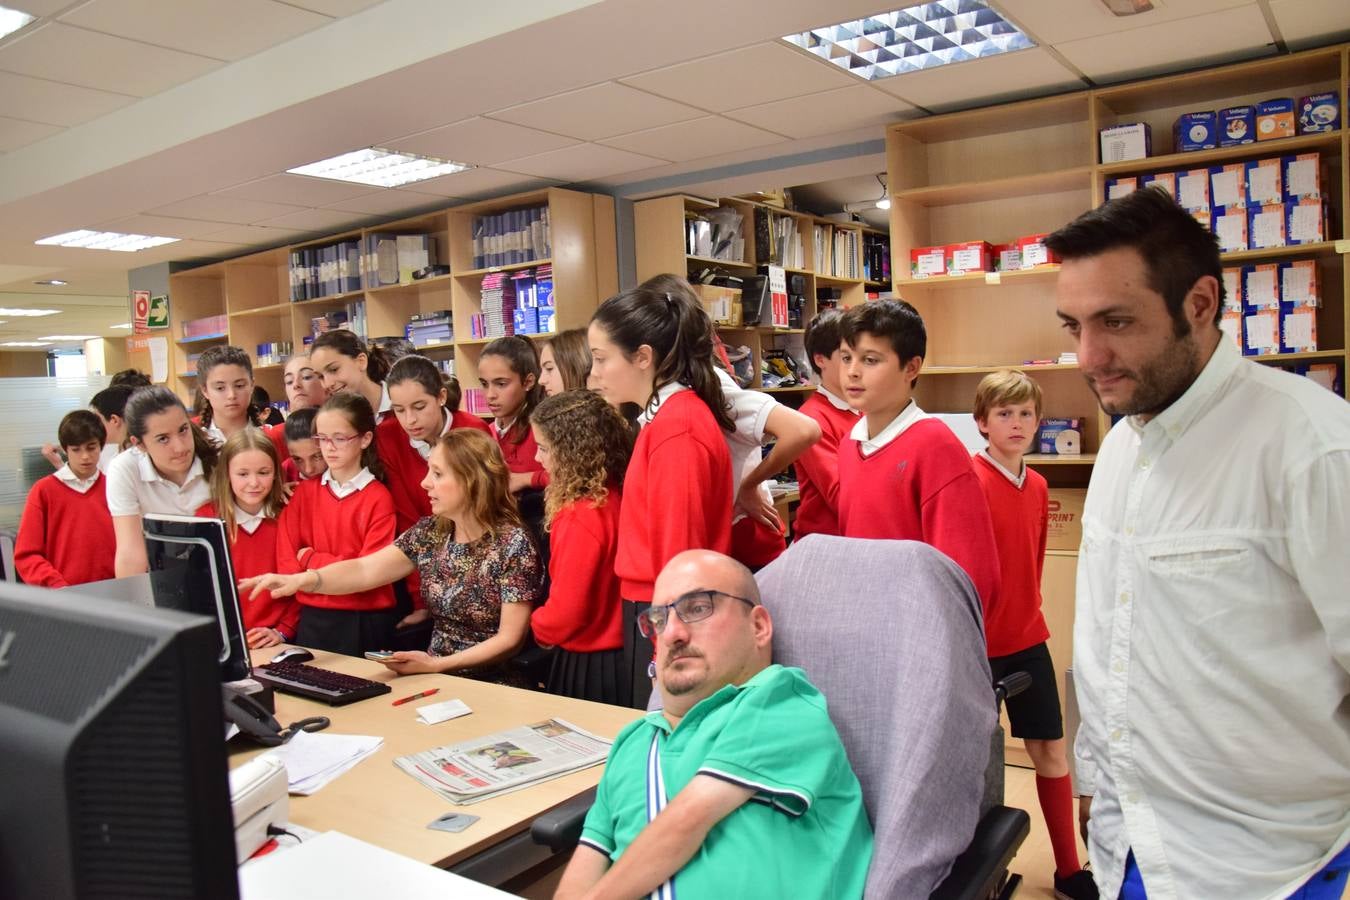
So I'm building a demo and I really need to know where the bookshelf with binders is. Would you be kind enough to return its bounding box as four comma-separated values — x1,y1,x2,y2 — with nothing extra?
166,188,616,411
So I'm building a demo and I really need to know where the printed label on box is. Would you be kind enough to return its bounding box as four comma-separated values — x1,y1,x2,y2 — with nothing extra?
994,246,1021,272
912,247,945,277
1214,208,1247,252
1177,169,1210,210
1246,160,1282,205
1284,154,1321,199
1210,166,1244,207
1141,172,1176,197
1244,309,1279,355
1280,260,1318,307
1244,265,1279,309
1038,418,1083,455
1281,308,1317,353
1221,267,1242,310
1106,177,1137,201
1249,205,1286,249
1287,199,1324,244
1220,310,1243,351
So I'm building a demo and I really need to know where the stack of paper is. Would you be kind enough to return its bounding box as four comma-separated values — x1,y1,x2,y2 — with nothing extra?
260,731,383,796
416,698,472,725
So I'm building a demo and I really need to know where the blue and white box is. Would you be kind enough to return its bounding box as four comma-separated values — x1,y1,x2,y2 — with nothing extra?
1297,91,1339,134
1218,106,1256,147
1174,111,1217,151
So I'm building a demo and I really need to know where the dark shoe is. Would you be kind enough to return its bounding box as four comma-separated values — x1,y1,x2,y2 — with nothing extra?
1054,868,1099,900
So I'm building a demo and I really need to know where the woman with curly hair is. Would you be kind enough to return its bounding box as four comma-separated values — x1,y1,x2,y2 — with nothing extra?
529,389,634,704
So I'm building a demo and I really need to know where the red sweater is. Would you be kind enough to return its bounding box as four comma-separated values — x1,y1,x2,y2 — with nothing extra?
264,422,288,460
838,418,1001,619
196,502,299,638
531,492,624,652
494,421,549,490
15,473,115,588
972,455,1051,658
375,411,492,533
730,517,785,570
617,390,733,602
276,477,397,611
793,390,859,539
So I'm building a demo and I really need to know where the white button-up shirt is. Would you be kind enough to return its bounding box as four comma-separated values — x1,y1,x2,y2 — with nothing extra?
321,466,375,500
849,399,928,457
1074,337,1350,899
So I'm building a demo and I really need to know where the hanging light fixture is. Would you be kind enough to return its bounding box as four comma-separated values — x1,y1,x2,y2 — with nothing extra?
875,173,891,211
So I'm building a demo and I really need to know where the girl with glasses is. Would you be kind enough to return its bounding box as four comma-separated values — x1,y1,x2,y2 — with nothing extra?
528,389,633,704
587,278,734,709
275,392,398,655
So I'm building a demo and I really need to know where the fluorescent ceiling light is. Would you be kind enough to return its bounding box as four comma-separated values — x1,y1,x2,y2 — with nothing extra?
34,279,68,286
0,6,36,41
110,322,133,329
0,341,51,347
35,230,180,252
39,335,99,341
784,1,1035,81
0,307,60,317
287,148,474,187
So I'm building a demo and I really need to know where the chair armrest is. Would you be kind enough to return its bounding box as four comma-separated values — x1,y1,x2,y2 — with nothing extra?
530,787,597,852
928,805,1031,900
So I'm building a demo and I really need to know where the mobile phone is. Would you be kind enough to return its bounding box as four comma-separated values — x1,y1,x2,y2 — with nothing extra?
363,650,396,661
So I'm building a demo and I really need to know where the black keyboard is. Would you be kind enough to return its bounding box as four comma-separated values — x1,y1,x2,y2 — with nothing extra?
253,661,392,706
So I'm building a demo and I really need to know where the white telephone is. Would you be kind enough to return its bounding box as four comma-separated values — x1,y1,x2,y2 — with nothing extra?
229,756,289,863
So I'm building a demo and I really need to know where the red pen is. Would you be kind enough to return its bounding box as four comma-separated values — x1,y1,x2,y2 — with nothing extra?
393,687,439,706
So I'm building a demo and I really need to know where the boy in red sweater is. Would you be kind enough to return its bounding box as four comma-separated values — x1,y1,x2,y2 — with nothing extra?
836,300,1000,615
971,370,1093,899
793,308,861,539
15,410,116,587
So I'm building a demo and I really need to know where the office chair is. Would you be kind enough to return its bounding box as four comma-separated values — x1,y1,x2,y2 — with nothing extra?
533,535,1030,899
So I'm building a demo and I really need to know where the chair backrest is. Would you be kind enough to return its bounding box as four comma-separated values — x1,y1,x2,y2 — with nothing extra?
756,535,995,900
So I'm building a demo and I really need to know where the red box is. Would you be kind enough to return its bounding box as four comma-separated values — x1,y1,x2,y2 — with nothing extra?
1016,233,1059,269
946,240,993,276
910,245,947,278
993,243,1021,272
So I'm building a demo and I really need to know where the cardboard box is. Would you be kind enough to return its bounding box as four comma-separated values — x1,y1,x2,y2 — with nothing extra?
1279,259,1319,309
1286,197,1325,245
947,241,993,276
1046,489,1087,552
1283,153,1322,200
1280,303,1318,353
694,283,742,327
1297,91,1340,134
911,245,946,278
1212,206,1248,252
1304,363,1341,393
1038,417,1083,455
1176,168,1211,211
1243,263,1280,310
993,243,1021,272
1218,106,1256,147
1105,176,1138,201
1256,98,1295,141
1140,171,1176,198
1248,203,1287,249
1244,308,1280,355
1017,233,1058,268
1174,110,1217,151
1100,123,1151,162
1244,157,1283,206
1209,163,1246,208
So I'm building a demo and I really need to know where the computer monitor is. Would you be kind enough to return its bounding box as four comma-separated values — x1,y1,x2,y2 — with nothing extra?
0,581,240,900
143,513,251,683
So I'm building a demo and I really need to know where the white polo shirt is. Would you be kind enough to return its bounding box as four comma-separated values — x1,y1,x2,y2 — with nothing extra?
104,447,210,517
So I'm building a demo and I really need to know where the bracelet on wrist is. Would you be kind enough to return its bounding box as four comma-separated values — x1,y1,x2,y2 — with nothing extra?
307,568,322,592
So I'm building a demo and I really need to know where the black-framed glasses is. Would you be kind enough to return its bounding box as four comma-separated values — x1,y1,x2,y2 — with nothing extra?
636,590,756,639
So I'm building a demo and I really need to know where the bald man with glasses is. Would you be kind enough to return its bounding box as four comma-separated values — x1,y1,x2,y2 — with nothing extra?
554,549,873,900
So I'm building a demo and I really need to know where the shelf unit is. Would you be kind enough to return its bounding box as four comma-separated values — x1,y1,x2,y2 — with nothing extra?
166,188,617,406
886,43,1350,484
634,194,892,398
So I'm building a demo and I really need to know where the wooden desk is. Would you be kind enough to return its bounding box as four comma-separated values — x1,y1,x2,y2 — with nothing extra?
235,648,640,881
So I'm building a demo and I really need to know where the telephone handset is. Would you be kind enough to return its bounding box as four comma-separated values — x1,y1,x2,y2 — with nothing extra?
223,685,329,747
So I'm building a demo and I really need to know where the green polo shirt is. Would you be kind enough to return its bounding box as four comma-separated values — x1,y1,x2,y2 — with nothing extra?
579,664,873,899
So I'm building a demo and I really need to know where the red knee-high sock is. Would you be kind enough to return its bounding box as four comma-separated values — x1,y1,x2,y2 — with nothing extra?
1036,773,1082,878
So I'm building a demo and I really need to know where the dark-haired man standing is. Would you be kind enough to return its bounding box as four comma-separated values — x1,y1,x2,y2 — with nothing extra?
1049,186,1350,899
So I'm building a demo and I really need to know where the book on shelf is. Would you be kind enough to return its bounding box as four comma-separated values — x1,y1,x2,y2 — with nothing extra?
813,225,831,276
360,232,437,289
255,341,292,367
753,207,804,269
181,314,228,340
405,310,453,348
290,239,362,301
863,232,891,284
831,229,859,279
472,206,551,269
686,205,744,262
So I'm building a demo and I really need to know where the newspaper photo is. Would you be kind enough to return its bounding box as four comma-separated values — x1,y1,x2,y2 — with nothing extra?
394,718,611,805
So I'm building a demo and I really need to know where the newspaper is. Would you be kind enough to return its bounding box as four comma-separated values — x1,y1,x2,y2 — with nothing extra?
394,718,611,805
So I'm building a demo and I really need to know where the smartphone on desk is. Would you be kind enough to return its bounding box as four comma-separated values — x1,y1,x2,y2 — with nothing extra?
363,650,396,661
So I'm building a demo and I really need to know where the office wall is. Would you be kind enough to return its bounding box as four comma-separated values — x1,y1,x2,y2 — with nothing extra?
0,352,47,377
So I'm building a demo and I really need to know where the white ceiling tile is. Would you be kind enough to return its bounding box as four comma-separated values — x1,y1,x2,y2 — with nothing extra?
6,0,73,15
256,207,369,231
600,116,787,163
282,0,382,15
384,117,578,166
212,173,371,207
0,115,62,152
873,47,1085,110
0,71,136,127
488,82,707,141
400,167,557,200
147,195,309,225
323,189,443,216
1267,0,1350,46
621,42,859,113
0,22,223,97
498,143,667,182
726,85,915,139
61,0,331,62
1053,6,1274,82
196,224,317,245
96,213,242,240
997,0,1253,45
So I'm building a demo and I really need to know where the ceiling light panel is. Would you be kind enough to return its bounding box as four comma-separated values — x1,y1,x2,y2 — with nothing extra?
35,230,180,251
39,335,99,341
0,6,35,41
784,1,1035,81
0,341,51,347
287,148,474,187
0,308,61,317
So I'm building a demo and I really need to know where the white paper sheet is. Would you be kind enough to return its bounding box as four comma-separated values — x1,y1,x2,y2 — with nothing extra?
1245,267,1278,308
1211,170,1241,207
1247,164,1280,205
1245,313,1276,350
416,698,472,725
260,731,383,796
1282,311,1314,349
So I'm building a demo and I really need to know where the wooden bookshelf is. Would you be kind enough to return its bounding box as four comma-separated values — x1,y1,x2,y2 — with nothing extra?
165,188,618,407
885,43,1350,490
